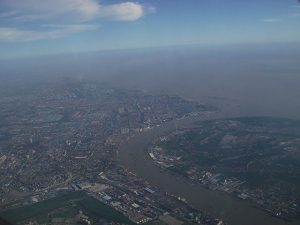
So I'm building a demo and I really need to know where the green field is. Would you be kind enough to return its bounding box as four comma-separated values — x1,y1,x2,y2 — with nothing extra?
0,191,134,225
78,196,134,225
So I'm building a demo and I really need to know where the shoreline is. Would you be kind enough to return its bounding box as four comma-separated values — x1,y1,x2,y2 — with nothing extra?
117,114,300,225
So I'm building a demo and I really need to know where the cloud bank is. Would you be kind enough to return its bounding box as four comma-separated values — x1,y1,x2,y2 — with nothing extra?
0,0,150,42
0,25,98,42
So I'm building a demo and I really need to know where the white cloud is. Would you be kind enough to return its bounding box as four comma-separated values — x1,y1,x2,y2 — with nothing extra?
0,0,146,22
262,18,282,23
0,25,97,42
100,2,144,21
0,0,99,22
0,0,152,42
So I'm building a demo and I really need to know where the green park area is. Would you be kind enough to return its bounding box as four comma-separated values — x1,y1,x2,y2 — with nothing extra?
0,191,133,225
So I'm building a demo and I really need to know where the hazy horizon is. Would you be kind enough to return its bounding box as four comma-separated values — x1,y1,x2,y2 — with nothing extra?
1,43,300,119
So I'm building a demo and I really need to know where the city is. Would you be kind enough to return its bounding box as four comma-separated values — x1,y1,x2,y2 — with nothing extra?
1,1,300,225
0,78,220,225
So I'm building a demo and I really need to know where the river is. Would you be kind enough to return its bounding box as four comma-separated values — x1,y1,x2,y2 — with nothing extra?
117,114,299,225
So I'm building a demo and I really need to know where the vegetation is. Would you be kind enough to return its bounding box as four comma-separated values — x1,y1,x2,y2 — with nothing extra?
79,196,134,225
0,191,133,225
0,191,86,223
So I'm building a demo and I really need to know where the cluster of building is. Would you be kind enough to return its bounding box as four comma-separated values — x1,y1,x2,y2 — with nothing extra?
0,78,220,224
8,164,224,225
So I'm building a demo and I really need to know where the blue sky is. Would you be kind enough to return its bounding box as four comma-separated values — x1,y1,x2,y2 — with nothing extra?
0,0,300,59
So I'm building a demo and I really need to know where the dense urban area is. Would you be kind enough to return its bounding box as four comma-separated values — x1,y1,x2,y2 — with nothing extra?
1,0,300,224
148,118,300,222
0,78,220,225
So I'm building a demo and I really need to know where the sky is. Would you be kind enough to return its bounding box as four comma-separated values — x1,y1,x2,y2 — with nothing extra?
0,0,300,59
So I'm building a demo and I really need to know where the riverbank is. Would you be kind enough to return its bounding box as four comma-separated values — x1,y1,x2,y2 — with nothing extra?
117,114,300,225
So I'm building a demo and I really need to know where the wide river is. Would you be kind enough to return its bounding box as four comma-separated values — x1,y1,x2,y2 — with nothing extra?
117,114,300,225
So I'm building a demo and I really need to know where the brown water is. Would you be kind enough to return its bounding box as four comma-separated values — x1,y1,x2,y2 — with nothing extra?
118,115,300,225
